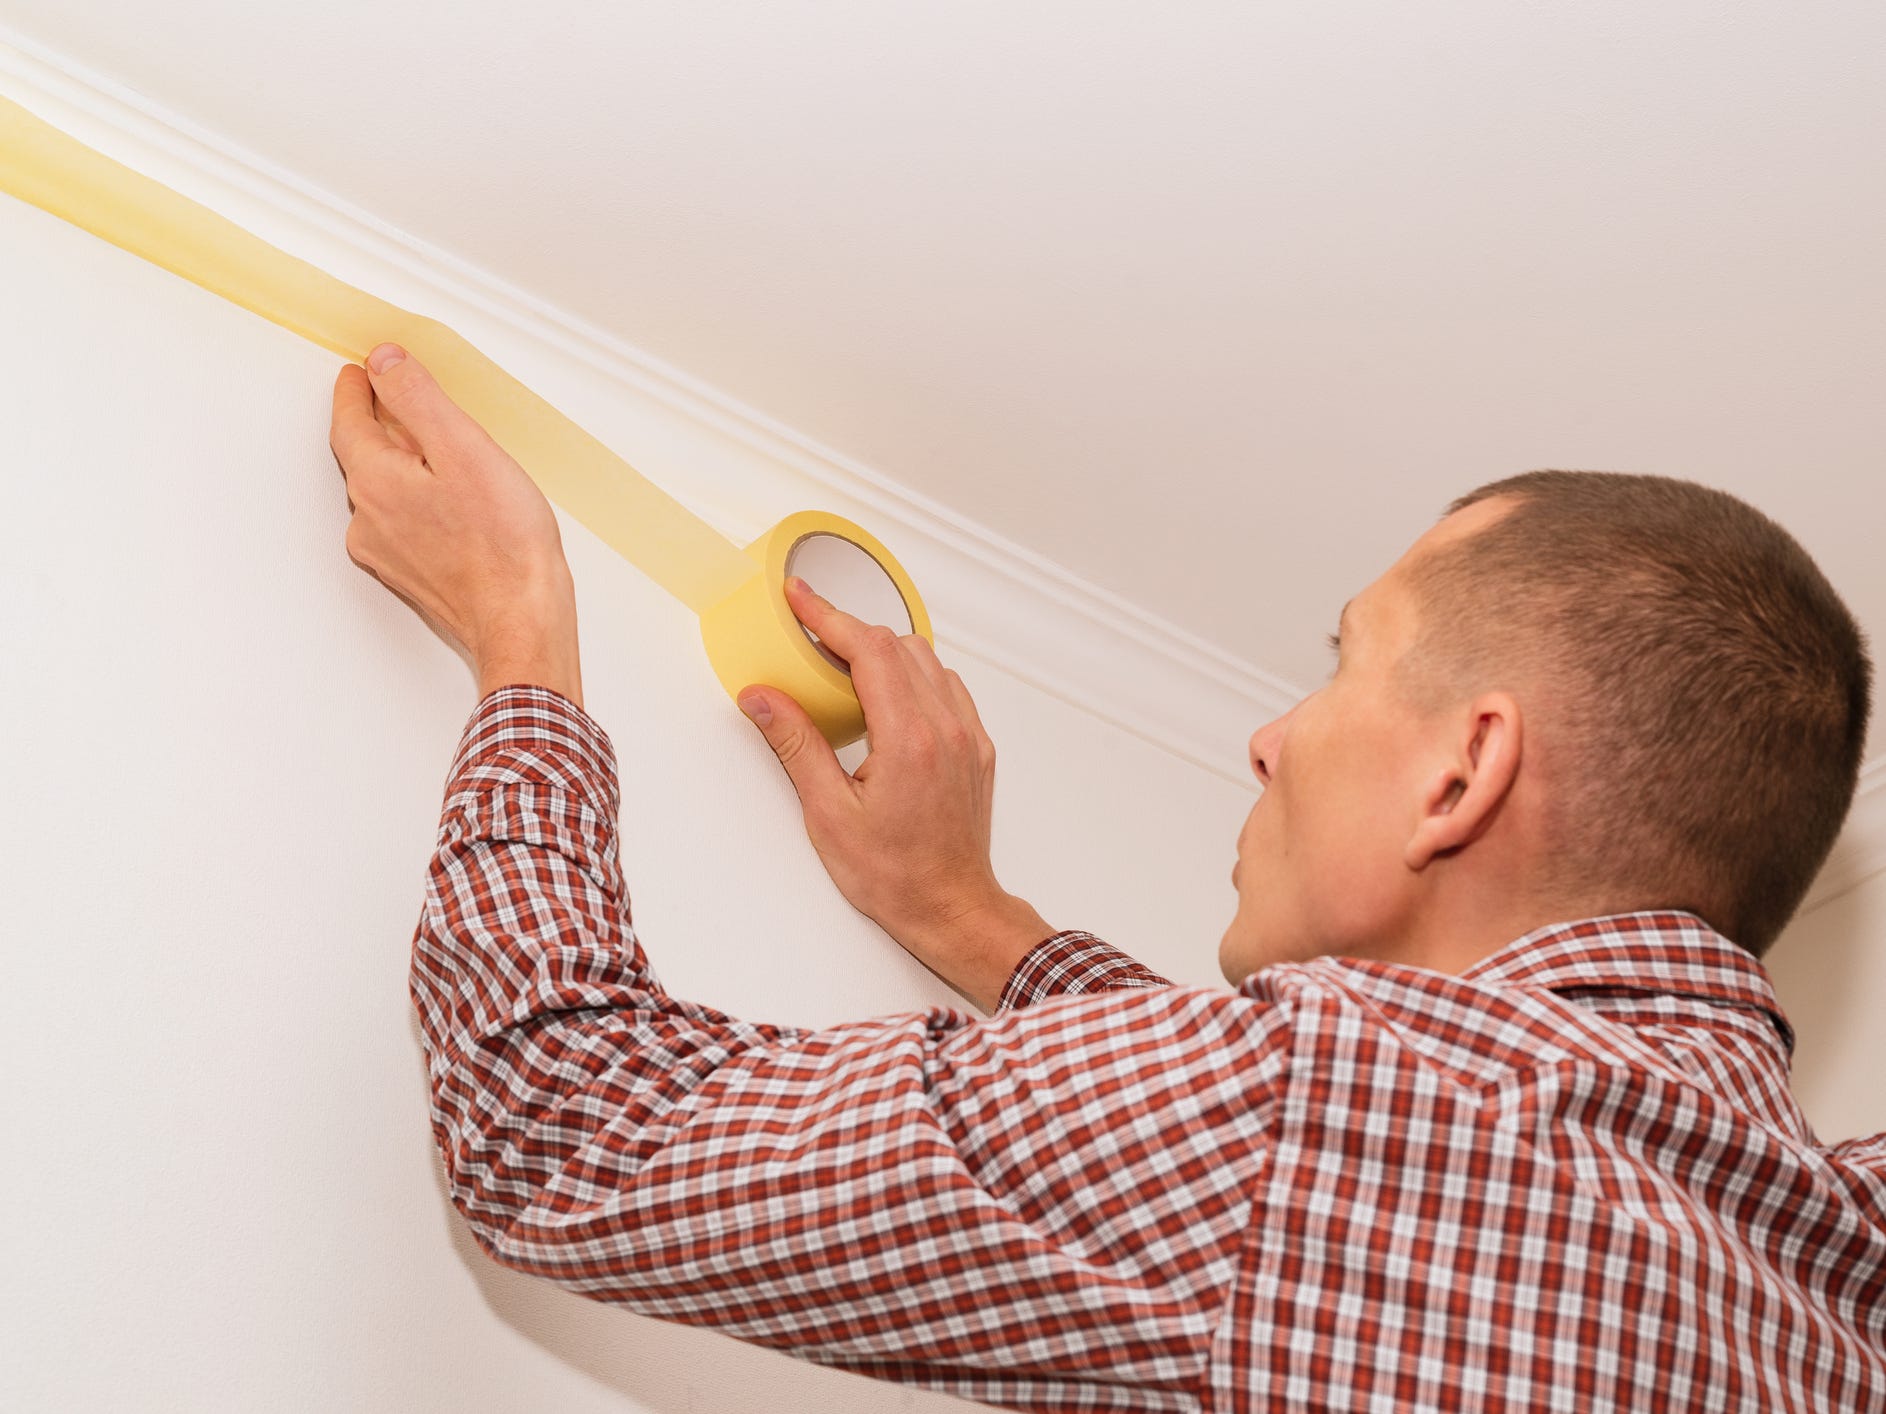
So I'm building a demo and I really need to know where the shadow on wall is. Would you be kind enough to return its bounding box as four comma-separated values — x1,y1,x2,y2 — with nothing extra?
407,1014,939,1414
442,1217,697,1414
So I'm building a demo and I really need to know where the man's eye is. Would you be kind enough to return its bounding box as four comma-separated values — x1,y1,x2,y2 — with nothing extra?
1325,631,1342,658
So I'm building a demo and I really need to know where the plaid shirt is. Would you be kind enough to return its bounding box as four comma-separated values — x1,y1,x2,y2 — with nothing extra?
411,685,1886,1411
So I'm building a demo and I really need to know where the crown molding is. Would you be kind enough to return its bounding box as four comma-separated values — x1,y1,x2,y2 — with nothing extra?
1801,759,1886,916
0,28,1295,788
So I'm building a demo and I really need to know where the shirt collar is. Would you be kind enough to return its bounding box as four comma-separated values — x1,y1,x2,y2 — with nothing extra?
1458,910,1796,1057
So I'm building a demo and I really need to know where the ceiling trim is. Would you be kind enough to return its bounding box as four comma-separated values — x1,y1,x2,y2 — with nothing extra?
0,28,1296,787
1802,759,1886,916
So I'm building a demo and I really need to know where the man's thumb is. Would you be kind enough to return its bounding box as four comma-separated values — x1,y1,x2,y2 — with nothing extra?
363,342,474,457
739,687,848,802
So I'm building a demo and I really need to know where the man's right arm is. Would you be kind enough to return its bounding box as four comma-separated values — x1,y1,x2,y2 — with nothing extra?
890,891,1177,1013
737,578,1180,1013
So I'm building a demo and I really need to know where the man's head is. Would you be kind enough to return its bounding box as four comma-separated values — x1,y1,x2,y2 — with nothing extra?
1220,470,1872,984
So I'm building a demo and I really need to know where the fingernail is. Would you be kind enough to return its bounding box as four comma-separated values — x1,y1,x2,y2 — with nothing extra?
738,693,771,726
368,343,405,373
786,576,808,595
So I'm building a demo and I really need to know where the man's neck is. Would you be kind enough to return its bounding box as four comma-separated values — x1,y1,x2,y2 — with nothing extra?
1387,892,1650,977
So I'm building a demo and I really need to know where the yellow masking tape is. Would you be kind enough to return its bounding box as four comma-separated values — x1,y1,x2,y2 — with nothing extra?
0,91,928,747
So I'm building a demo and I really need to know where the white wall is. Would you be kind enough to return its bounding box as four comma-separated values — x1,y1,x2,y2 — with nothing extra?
0,190,1251,1412
2,163,1881,1412
1766,874,1886,1148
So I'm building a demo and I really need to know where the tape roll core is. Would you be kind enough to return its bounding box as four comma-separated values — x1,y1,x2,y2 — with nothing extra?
785,531,914,672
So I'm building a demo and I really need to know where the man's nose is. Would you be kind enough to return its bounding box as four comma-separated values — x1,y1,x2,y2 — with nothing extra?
1247,705,1294,788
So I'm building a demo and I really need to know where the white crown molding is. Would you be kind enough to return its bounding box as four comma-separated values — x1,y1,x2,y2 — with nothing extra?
0,28,1295,788
1801,759,1886,916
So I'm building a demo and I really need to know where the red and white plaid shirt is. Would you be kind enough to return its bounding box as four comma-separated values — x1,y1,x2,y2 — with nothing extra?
412,685,1886,1411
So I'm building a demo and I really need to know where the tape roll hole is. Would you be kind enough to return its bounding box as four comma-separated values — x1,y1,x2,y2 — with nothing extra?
785,533,914,673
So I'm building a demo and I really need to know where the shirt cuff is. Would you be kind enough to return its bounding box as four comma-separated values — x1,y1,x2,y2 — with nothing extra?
443,683,621,824
996,931,1174,1011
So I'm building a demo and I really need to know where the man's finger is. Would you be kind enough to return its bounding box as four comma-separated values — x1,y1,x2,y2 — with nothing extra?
330,363,398,471
782,575,878,664
905,636,992,764
783,576,930,734
903,634,952,698
942,667,996,766
737,685,853,808
361,343,492,467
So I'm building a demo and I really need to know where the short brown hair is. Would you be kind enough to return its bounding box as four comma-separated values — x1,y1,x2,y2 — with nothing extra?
1405,470,1871,956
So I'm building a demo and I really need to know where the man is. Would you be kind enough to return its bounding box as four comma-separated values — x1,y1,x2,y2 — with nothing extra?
332,340,1884,1411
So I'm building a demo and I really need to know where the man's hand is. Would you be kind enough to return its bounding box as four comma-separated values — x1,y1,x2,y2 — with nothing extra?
329,343,583,707
738,580,1054,1011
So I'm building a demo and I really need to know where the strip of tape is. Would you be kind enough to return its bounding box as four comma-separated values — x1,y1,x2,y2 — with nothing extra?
0,91,928,745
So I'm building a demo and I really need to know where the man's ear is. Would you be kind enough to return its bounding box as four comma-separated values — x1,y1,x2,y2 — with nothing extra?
1404,692,1522,871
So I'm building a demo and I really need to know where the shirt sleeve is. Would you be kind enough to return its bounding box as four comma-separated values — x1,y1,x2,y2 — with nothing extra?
410,684,1290,1413
997,933,1175,1011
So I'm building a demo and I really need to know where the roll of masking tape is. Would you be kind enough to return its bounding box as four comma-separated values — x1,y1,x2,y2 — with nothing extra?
0,90,928,749
702,511,930,746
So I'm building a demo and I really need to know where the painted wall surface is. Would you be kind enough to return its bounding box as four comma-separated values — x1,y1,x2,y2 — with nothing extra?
1766,873,1886,1149
0,192,1252,1411
1,182,1880,1411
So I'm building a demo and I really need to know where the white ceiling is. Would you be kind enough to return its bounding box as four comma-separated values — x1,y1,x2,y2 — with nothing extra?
3,1,1881,705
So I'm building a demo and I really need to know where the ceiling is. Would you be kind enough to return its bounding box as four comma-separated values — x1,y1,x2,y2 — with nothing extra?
2,0,1881,710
